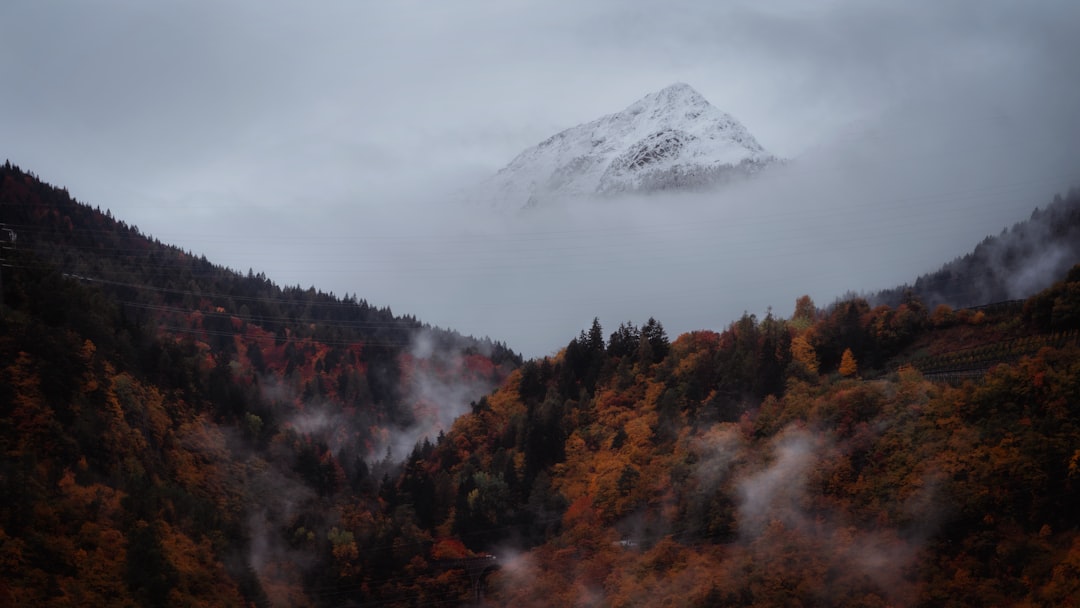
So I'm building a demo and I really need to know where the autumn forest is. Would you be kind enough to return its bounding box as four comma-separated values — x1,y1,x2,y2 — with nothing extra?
3,162,1080,606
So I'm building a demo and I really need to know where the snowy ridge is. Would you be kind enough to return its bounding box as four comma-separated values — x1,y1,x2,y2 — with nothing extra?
477,83,776,207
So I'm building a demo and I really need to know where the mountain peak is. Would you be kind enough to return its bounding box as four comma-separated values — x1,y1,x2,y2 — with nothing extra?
619,83,712,121
477,83,776,207
661,81,697,93
645,82,709,105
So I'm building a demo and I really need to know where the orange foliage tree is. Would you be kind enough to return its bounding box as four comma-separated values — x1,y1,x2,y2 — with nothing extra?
839,348,858,377
790,334,820,375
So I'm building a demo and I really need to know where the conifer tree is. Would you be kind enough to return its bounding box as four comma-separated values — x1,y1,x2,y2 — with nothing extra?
839,347,858,377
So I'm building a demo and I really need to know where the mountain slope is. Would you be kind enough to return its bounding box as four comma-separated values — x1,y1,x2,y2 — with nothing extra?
872,188,1080,308
0,162,519,605
6,160,1080,606
385,272,1080,607
476,83,776,208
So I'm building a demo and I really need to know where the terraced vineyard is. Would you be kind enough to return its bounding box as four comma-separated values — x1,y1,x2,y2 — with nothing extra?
907,328,1080,381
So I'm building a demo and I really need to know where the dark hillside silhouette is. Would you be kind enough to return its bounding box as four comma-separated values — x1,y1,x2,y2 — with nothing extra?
873,188,1080,309
2,161,1079,606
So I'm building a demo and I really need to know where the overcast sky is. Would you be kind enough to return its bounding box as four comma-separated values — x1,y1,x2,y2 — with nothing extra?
3,0,1080,357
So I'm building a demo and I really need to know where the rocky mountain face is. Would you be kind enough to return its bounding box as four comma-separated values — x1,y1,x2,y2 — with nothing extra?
477,83,776,208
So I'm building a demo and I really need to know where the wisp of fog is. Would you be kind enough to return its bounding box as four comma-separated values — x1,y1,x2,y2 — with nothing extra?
193,86,1079,359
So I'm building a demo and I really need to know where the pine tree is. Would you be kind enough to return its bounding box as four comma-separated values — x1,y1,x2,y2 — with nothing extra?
586,317,604,353
641,317,669,362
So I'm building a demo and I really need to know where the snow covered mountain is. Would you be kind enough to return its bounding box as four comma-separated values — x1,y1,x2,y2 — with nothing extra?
477,83,776,208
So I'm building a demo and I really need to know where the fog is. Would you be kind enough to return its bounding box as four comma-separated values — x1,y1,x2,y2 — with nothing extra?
734,425,926,602
381,328,504,461
167,109,1076,359
3,0,1080,357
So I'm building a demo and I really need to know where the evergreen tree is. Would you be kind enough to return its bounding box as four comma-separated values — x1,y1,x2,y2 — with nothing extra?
607,321,641,358
641,317,669,363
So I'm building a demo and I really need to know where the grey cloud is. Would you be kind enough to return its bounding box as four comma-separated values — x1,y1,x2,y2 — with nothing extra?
3,1,1079,357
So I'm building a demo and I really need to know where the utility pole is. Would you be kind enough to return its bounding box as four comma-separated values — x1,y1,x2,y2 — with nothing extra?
0,223,15,317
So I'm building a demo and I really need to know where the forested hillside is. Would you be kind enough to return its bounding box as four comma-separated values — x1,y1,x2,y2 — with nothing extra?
3,163,1080,606
397,272,1080,606
873,188,1080,309
0,164,518,606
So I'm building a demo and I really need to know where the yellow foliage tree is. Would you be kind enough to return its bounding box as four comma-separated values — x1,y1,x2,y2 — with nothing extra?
790,334,819,375
839,348,858,377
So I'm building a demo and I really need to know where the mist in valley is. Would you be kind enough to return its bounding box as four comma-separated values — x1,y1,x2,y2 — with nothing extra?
4,0,1080,357
4,4,1080,604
